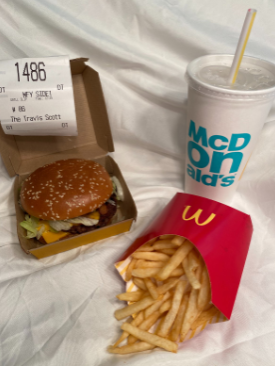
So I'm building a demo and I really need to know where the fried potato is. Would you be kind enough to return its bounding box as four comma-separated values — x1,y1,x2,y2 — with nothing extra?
171,236,185,246
144,278,159,300
153,240,179,250
112,312,144,348
159,299,172,314
183,253,201,290
170,295,189,342
128,311,161,344
121,323,178,353
131,252,170,262
131,267,161,278
116,290,145,302
114,296,156,321
135,260,166,268
132,277,147,291
108,342,154,354
159,249,177,256
125,258,137,282
155,241,193,281
191,306,218,330
144,291,171,319
198,266,211,310
158,280,186,338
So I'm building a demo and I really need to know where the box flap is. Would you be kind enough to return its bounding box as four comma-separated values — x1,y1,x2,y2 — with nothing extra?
0,58,114,177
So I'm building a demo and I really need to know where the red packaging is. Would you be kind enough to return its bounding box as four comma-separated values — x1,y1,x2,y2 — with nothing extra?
115,193,253,340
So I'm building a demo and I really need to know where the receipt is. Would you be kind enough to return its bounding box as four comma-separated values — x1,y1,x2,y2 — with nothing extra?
0,56,78,136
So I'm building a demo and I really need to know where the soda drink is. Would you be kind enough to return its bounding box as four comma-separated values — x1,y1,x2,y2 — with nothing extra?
185,54,275,204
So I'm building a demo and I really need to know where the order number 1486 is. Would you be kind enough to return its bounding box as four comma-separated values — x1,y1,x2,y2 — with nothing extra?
15,62,47,82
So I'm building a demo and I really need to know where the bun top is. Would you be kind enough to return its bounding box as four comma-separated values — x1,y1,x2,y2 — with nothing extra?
20,159,113,220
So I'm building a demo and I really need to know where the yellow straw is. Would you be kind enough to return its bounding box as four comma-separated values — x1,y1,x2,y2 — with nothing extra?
228,9,257,85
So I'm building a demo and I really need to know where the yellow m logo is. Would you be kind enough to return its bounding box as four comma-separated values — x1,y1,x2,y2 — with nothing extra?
182,206,216,226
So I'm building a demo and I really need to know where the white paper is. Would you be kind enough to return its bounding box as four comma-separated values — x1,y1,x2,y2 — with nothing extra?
0,56,77,136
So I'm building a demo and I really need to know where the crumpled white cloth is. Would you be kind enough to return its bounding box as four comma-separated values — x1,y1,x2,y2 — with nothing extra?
0,0,275,365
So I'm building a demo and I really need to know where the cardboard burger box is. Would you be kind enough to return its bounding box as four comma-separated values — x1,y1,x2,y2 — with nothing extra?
115,193,253,340
0,58,137,259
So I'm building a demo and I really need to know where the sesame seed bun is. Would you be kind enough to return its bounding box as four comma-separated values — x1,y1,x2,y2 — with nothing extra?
20,159,113,221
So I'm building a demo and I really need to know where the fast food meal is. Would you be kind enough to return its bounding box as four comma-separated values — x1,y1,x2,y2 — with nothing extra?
108,235,220,355
19,159,123,245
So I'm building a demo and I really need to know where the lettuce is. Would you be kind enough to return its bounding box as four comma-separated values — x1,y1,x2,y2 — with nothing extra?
48,220,72,231
20,215,39,239
112,176,124,201
65,217,99,226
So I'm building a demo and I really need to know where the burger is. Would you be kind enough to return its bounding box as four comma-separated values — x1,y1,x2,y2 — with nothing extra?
19,158,123,245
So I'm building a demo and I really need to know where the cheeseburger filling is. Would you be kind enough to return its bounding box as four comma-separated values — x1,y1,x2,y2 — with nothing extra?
19,159,123,244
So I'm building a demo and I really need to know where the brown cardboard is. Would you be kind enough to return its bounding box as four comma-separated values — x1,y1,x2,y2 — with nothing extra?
0,58,137,258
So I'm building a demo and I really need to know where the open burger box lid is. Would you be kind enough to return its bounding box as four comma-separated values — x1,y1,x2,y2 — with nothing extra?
0,58,137,259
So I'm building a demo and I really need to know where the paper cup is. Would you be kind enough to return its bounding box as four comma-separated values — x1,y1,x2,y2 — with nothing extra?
185,54,275,204
115,193,253,342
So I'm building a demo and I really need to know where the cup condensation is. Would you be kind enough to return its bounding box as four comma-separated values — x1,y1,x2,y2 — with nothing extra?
185,54,275,204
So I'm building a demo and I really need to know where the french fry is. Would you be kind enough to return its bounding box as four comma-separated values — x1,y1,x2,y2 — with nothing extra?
135,260,166,269
132,277,147,291
170,295,189,342
171,236,185,246
183,254,201,290
136,246,155,252
180,266,203,341
170,267,185,277
114,296,156,321
198,266,211,310
188,251,200,270
158,280,186,338
131,252,170,262
131,267,162,278
153,241,179,250
108,342,154,354
191,306,218,330
112,311,145,348
159,235,174,240
125,258,137,282
159,249,177,256
179,287,199,342
128,311,161,344
155,241,193,281
121,323,178,353
144,291,171,319
156,278,179,296
116,290,145,302
144,278,159,300
159,299,172,314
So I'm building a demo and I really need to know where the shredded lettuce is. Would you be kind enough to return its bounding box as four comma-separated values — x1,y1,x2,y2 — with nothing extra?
20,215,39,239
65,217,99,226
112,176,124,201
48,220,72,232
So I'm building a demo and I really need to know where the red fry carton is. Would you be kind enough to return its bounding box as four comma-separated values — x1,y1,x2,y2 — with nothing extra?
115,193,253,340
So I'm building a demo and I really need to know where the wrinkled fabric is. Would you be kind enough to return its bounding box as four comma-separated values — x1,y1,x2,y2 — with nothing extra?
0,0,275,365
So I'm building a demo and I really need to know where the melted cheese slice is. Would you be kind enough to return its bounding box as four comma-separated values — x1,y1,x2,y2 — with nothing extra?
37,221,68,244
87,211,100,220
42,230,69,244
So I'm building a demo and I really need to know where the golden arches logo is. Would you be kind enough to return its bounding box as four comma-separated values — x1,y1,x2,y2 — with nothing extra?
182,206,216,226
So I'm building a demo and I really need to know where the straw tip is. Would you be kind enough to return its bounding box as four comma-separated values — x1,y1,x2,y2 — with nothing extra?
248,8,257,13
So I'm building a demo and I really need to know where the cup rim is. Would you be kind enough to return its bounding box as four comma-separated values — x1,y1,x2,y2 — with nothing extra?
186,54,275,98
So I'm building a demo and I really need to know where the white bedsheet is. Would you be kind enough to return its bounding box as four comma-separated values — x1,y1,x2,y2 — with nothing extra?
0,0,275,365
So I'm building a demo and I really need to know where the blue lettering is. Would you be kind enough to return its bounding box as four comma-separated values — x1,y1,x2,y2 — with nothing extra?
187,164,195,179
188,141,209,169
228,133,251,151
208,135,228,150
210,151,243,174
188,120,208,147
